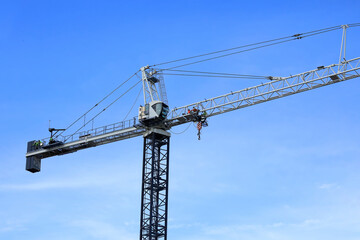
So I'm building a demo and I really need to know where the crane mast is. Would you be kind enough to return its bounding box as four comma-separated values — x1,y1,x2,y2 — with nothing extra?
139,66,171,240
25,24,359,240
140,129,170,240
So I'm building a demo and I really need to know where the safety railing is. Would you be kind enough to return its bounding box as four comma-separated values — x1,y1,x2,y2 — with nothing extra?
40,117,138,145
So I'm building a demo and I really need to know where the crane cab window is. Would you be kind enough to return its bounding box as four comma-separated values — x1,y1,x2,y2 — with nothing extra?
150,102,169,119
162,105,169,117
152,103,163,115
145,104,149,115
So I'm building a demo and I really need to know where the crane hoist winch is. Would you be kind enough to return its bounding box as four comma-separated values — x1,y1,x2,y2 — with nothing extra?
25,24,360,240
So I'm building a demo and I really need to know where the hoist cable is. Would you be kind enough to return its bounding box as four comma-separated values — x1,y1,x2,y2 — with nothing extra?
123,86,143,121
54,71,140,139
169,123,192,135
64,79,142,142
151,25,343,67
162,27,342,70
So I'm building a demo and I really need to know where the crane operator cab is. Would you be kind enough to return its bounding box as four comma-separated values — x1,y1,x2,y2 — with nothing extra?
139,101,169,127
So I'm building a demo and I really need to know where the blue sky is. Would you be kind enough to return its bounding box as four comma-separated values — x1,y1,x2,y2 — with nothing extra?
1,1,360,240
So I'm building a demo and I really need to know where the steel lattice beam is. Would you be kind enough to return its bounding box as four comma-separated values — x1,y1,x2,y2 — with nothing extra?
166,57,360,127
140,130,170,240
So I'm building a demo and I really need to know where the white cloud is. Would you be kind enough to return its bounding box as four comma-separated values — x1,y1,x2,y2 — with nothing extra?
0,226,18,233
0,165,140,191
293,219,321,227
70,219,136,240
0,219,27,233
271,222,284,227
172,215,360,240
0,177,115,191
318,183,339,190
201,221,316,240
168,221,204,230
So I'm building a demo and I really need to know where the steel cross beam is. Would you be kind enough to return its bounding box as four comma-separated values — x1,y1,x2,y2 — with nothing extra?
166,57,360,127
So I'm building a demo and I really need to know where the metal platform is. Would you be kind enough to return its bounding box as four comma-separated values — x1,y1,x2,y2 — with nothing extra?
26,119,146,160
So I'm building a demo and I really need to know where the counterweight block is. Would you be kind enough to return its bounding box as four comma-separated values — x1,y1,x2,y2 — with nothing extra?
26,156,41,173
26,141,42,173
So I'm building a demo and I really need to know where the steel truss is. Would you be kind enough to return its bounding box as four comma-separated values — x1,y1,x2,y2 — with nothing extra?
140,130,170,240
167,57,360,126
141,66,167,104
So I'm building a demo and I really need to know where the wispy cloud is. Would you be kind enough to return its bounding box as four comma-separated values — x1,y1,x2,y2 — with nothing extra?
0,167,140,191
168,221,204,230
180,213,360,240
0,219,27,233
70,219,136,240
200,219,323,240
318,183,339,190
0,177,115,191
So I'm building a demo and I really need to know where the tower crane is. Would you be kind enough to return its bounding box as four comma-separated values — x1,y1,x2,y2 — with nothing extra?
25,24,360,240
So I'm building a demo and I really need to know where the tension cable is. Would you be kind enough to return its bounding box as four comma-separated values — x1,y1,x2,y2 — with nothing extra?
55,70,140,139
151,24,344,69
64,79,142,142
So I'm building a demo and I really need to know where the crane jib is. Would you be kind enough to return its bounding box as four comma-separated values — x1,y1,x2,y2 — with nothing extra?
167,57,360,126
25,57,360,172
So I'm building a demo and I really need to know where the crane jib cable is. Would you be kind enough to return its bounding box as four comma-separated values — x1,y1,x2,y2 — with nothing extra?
64,79,142,142
162,73,267,79
123,86,143,121
151,24,345,67
160,69,270,78
165,38,297,70
151,23,360,70
57,23,360,140
54,71,140,139
161,27,345,70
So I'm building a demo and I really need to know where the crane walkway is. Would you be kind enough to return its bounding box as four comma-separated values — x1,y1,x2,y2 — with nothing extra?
26,118,146,159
